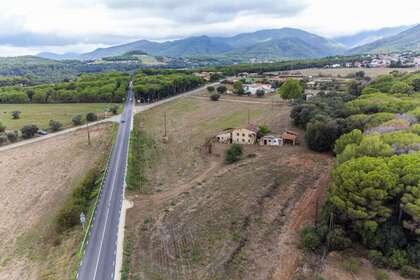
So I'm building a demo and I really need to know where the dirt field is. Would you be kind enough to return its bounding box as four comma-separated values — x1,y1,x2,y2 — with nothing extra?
0,123,113,280
298,67,417,78
124,96,333,279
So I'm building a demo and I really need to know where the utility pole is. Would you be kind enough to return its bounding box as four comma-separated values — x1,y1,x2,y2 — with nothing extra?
86,121,91,146
248,109,250,124
164,111,167,137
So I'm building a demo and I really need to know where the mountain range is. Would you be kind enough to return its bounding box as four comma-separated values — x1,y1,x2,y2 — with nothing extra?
37,24,420,62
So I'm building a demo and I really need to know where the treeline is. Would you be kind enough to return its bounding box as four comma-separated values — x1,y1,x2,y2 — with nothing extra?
297,71,420,278
0,72,130,104
133,71,204,103
204,55,367,76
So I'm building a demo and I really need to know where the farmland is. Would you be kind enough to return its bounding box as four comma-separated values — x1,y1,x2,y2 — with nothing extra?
0,103,118,130
123,90,333,279
0,123,113,280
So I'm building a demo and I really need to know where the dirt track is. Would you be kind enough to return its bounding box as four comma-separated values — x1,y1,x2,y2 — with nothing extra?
0,123,112,280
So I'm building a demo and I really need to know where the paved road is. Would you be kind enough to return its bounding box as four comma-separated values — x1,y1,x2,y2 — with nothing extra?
77,82,218,280
77,85,134,280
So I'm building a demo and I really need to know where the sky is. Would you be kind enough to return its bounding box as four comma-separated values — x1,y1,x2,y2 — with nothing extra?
0,0,419,56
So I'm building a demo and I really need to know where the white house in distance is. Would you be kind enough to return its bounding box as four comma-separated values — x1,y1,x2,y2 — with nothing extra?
259,135,282,146
215,131,232,144
243,84,274,95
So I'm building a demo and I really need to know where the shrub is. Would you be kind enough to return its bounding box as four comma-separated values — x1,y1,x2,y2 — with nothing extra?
390,81,414,95
0,134,7,145
400,265,420,278
374,270,390,280
216,85,227,94
256,89,265,97
86,112,98,122
49,120,63,132
300,226,321,251
109,105,119,115
210,93,221,101
342,257,361,274
11,110,21,119
72,115,83,126
207,86,215,92
6,131,18,142
0,121,5,133
368,250,388,268
334,129,363,155
326,227,352,251
407,242,420,267
388,249,409,269
224,144,243,164
21,124,38,139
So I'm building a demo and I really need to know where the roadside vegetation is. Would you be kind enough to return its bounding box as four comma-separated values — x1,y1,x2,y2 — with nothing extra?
296,71,420,278
132,70,204,103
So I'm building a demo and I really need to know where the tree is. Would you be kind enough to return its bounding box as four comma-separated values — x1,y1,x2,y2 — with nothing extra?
225,144,243,164
328,157,398,237
72,115,83,126
233,81,245,95
390,81,414,95
256,89,265,97
11,110,21,119
355,71,366,80
278,79,304,100
49,120,63,132
305,119,340,152
300,226,321,251
348,81,363,96
257,125,271,138
334,129,363,155
210,93,220,101
26,89,35,101
21,124,39,139
216,85,227,94
86,112,98,122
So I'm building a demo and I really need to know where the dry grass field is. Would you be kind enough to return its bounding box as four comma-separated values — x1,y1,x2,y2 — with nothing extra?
0,123,113,280
299,67,417,78
124,95,333,279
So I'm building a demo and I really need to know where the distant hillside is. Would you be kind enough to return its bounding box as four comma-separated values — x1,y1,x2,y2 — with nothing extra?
37,52,81,60
224,28,343,59
334,25,412,49
348,24,420,54
37,28,345,62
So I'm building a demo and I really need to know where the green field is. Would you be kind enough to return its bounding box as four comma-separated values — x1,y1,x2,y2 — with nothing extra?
0,103,118,130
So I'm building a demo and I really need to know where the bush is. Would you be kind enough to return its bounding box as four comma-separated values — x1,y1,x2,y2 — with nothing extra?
6,131,18,142
0,134,7,145
334,129,363,155
374,270,390,280
72,115,83,126
21,124,38,139
257,125,271,137
390,81,414,95
400,265,420,278
210,93,221,101
224,144,243,164
300,226,321,251
326,227,352,251
278,79,303,100
109,105,119,115
49,120,63,132
86,112,98,122
407,242,420,267
0,121,5,133
368,250,388,268
216,85,227,94
256,89,265,97
207,86,215,92
11,110,21,119
388,250,409,269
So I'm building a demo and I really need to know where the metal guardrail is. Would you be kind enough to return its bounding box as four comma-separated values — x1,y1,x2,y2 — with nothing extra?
75,139,115,279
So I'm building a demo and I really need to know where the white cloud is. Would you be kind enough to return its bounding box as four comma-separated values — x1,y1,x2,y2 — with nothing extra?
0,0,418,56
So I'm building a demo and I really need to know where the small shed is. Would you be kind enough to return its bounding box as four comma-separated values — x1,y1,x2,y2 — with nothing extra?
259,135,282,146
282,131,298,145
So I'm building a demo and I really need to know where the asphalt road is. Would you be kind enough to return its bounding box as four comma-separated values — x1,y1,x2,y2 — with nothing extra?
76,82,218,280
77,85,134,280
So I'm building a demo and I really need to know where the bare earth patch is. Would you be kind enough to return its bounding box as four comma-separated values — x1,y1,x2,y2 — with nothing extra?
0,123,112,280
125,96,333,280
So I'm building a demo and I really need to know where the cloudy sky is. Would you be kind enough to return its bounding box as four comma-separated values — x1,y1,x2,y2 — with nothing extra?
0,0,419,56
